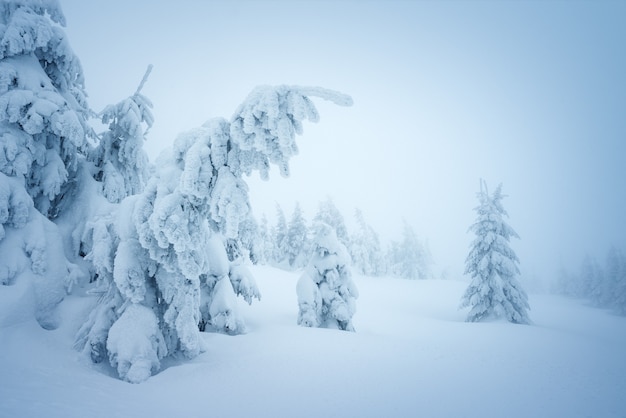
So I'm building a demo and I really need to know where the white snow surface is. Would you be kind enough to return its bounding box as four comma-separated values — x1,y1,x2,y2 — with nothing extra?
1,265,625,418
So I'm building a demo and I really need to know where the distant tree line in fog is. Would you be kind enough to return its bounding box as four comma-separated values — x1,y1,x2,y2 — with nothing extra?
555,247,626,315
237,197,433,280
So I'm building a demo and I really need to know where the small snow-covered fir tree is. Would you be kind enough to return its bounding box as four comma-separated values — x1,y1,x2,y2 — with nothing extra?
387,221,432,279
297,223,358,331
271,203,288,266
349,208,384,276
76,85,352,382
256,213,272,265
284,202,309,269
312,197,350,250
460,180,530,324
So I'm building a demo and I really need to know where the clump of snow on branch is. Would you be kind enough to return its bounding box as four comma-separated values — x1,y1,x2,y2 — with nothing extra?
106,303,167,384
0,172,80,328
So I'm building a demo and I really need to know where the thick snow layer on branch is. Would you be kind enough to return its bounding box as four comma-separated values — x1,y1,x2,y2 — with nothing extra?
230,85,352,178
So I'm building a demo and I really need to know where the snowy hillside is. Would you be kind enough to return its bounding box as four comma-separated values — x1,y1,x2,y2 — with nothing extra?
1,265,625,418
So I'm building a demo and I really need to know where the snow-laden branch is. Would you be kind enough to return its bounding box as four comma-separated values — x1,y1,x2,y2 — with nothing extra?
134,64,153,96
230,85,352,178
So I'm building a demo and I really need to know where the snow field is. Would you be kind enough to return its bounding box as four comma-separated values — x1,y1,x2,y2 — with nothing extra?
2,265,625,417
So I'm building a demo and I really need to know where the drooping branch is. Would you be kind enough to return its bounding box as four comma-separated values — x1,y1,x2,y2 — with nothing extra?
135,64,153,96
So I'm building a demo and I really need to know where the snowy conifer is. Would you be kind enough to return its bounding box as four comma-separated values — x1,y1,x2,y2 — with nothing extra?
271,203,288,266
387,221,432,279
284,202,309,269
77,85,352,382
312,197,350,250
349,208,384,276
0,0,87,329
297,223,358,331
0,0,90,218
256,214,272,265
460,181,530,324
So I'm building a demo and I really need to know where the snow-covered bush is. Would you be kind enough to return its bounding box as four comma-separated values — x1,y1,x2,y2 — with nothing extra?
460,180,530,324
297,223,358,331
256,214,272,265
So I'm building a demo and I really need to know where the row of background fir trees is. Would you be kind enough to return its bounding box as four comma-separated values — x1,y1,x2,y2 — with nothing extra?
235,197,434,280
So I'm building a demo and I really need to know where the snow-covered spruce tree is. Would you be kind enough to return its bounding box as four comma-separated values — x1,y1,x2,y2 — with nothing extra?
297,223,358,331
460,181,530,324
387,221,432,279
349,208,384,276
76,85,352,382
0,0,91,218
271,203,288,266
312,197,350,250
256,213,272,265
284,202,309,269
0,0,89,328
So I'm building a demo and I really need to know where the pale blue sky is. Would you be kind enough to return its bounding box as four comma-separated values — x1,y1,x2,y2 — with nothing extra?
62,0,626,284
